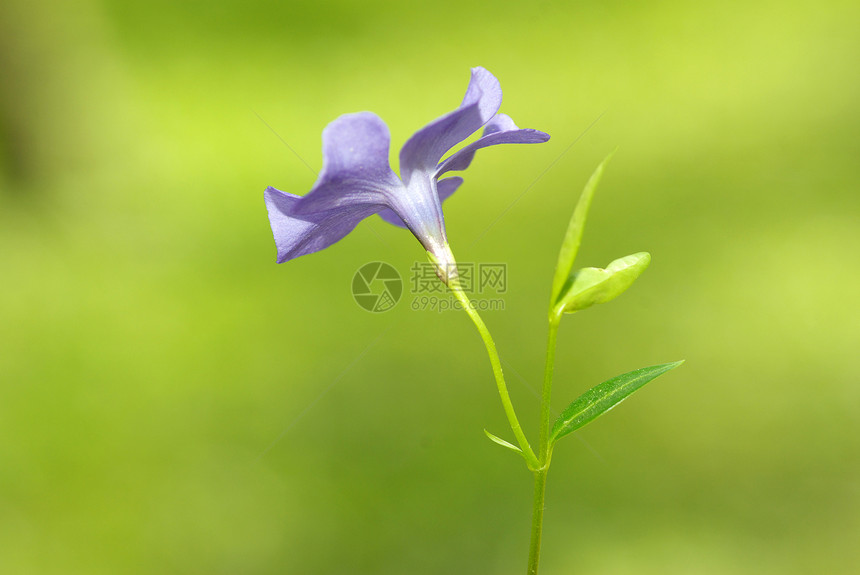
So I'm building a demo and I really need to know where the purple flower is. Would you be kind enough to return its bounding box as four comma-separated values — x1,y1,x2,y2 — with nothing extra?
264,67,549,275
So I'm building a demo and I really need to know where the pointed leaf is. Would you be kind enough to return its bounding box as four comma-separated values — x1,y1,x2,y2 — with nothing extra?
484,429,523,453
557,252,650,314
550,152,615,307
551,361,684,443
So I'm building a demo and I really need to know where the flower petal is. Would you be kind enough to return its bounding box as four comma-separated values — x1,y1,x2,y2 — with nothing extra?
398,67,502,184
293,112,402,215
377,177,464,228
436,113,550,177
265,187,380,263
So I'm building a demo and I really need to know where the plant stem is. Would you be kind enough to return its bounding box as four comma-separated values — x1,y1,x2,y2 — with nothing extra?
448,283,539,469
528,312,562,575
540,313,561,461
444,247,563,575
527,467,548,575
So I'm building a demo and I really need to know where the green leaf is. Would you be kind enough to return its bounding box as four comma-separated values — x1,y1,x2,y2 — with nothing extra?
550,152,615,307
556,252,651,314
551,361,684,443
483,429,522,453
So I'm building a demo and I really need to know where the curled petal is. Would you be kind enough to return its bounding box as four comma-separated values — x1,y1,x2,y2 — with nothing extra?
294,112,402,215
436,113,550,177
265,187,381,263
378,177,464,228
399,67,502,183
484,113,519,135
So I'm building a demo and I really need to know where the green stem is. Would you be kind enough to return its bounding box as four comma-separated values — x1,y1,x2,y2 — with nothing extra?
449,283,539,469
528,311,562,575
442,246,563,575
540,313,561,461
527,467,548,575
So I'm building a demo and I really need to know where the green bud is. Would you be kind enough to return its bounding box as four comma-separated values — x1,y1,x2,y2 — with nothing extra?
555,252,651,314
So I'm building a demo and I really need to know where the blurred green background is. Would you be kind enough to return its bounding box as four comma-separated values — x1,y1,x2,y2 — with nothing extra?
1,0,858,573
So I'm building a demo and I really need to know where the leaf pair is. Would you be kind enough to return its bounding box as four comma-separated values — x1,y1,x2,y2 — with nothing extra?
557,252,651,313
545,154,681,443
549,153,649,316
484,153,683,458
546,154,682,445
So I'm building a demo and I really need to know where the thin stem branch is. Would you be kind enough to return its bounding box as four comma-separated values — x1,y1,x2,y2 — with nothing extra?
442,248,564,575
449,283,539,469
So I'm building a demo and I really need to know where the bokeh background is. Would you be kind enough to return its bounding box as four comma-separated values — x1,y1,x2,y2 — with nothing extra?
1,0,858,573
